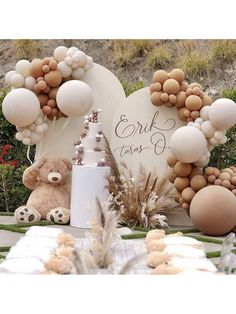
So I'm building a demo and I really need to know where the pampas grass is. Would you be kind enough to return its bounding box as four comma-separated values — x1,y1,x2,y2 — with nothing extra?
104,137,179,229
89,198,119,269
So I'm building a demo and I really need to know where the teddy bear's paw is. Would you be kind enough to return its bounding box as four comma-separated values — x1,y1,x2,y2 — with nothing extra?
14,206,41,223
46,207,70,225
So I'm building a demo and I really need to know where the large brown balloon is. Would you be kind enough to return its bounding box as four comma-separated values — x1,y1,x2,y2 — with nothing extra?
31,59,44,78
190,186,236,235
44,70,62,87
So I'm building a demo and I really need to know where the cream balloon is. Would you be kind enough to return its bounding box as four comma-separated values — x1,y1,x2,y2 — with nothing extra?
56,80,93,117
2,88,40,127
10,73,25,88
24,76,36,90
5,71,16,84
71,67,85,79
200,106,210,121
54,46,68,62
170,126,207,163
57,61,72,78
209,98,236,130
15,60,31,77
200,121,215,138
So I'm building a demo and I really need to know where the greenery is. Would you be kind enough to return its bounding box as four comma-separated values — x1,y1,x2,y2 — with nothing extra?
177,50,211,78
147,46,172,69
209,89,236,168
13,40,41,60
120,79,145,97
211,40,236,64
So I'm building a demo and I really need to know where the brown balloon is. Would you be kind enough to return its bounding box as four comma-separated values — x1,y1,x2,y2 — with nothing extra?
44,70,62,88
31,59,44,78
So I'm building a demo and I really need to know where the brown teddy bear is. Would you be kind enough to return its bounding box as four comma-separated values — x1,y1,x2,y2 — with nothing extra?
15,157,72,224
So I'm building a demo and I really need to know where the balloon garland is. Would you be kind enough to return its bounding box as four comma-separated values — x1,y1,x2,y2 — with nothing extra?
150,69,236,235
3,46,94,147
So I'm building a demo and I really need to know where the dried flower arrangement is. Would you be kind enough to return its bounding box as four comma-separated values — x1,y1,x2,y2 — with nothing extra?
104,136,180,229
89,198,119,269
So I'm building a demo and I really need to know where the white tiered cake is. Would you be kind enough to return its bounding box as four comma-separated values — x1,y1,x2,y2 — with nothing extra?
70,110,110,228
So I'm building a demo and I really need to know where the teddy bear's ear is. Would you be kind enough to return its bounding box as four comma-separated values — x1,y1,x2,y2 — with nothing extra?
62,159,72,171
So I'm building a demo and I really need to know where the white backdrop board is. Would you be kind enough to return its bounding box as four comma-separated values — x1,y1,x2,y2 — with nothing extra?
35,64,126,161
111,87,186,178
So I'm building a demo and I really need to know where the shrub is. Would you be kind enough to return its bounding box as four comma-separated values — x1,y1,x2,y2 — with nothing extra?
13,40,41,60
0,164,30,212
131,40,154,57
120,80,145,96
209,90,236,168
147,46,172,69
211,40,236,64
177,50,211,79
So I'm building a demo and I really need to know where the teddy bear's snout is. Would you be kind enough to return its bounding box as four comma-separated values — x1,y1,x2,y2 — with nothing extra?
48,172,62,184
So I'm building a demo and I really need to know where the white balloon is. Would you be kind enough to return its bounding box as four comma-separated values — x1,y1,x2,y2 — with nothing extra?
56,80,93,117
195,118,203,125
54,46,68,62
57,61,72,78
15,60,31,77
209,98,236,130
5,71,16,84
74,51,87,67
200,106,210,121
214,130,225,141
30,133,40,144
219,136,227,144
86,56,93,65
170,126,207,163
64,56,72,66
15,132,23,141
209,137,218,146
35,118,43,125
68,47,79,53
22,138,31,146
187,122,194,127
192,123,201,129
83,64,91,71
194,155,209,167
207,143,214,152
66,50,74,57
11,73,25,88
2,88,40,127
35,125,44,134
22,129,31,137
72,67,85,79
200,121,216,138
24,76,36,90
29,123,36,131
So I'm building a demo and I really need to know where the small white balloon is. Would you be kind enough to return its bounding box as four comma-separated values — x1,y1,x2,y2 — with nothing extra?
30,133,40,144
35,118,43,125
5,71,16,84
209,137,218,146
22,137,31,146
29,123,36,131
200,121,215,138
42,123,48,131
71,62,79,69
15,132,23,141
194,156,209,167
219,136,227,144
74,51,87,67
200,106,210,121
22,129,31,137
192,123,201,129
214,130,225,141
72,67,85,80
54,46,68,62
195,118,203,125
11,73,25,88
170,126,207,163
68,47,79,53
86,56,93,65
2,88,40,127
56,80,93,117
24,76,36,90
57,61,72,78
66,50,74,57
15,60,31,77
83,64,91,71
64,56,72,66
35,125,44,134
209,98,236,130
207,143,214,152
187,122,194,127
